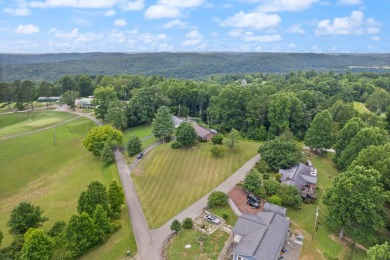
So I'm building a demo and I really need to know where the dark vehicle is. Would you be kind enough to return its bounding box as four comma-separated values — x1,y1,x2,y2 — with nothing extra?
247,194,260,203
247,199,260,209
137,153,144,159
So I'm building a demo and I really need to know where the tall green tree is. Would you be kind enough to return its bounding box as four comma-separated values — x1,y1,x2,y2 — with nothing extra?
227,128,240,149
7,202,48,235
77,74,93,97
337,127,388,170
176,122,197,146
105,100,128,130
93,205,111,243
93,86,118,120
108,180,125,219
267,92,304,137
20,228,54,260
60,90,79,109
329,100,357,128
0,230,3,247
100,142,115,164
259,136,302,170
207,191,228,208
77,181,109,216
243,169,261,193
0,82,13,110
366,241,390,260
333,117,366,162
83,125,123,156
323,166,387,242
152,106,174,142
304,110,333,150
64,212,98,257
276,184,301,209
366,88,390,113
351,143,390,190
126,136,142,156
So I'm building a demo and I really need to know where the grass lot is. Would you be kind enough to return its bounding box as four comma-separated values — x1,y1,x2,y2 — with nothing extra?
123,123,153,145
0,117,137,258
353,101,372,114
165,229,228,260
0,111,77,137
287,152,367,260
133,141,259,228
208,206,238,226
0,102,57,112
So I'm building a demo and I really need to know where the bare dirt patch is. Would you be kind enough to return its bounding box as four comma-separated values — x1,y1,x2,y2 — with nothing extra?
228,186,263,214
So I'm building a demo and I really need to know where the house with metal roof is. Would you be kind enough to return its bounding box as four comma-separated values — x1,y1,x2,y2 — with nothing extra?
232,208,290,260
279,162,318,199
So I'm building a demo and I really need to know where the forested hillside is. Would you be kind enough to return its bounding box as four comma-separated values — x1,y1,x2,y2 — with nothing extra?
1,52,390,82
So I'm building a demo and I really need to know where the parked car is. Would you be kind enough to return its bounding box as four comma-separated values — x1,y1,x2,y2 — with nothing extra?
247,199,260,209
247,194,260,204
204,214,220,224
137,153,144,159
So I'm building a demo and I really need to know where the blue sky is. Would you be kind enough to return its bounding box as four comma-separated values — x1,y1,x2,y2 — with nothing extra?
0,0,388,53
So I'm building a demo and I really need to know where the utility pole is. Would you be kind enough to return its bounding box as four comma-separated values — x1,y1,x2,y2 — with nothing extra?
312,206,320,241
53,128,56,144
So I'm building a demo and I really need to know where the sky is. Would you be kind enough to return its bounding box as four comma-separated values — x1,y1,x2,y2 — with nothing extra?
0,0,388,53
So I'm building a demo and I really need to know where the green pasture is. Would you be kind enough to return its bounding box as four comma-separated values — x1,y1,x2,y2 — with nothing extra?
0,111,77,137
133,141,259,228
0,117,136,258
165,229,228,260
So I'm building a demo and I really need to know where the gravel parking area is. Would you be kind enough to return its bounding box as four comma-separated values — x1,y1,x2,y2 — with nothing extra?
228,186,263,214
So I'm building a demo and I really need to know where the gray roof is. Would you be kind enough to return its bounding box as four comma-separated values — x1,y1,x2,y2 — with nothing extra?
172,115,185,126
172,115,216,139
233,212,290,260
263,203,287,217
279,163,317,190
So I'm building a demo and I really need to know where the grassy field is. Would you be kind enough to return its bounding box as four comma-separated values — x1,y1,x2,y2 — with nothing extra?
123,123,153,145
0,102,57,112
165,229,229,260
133,141,259,228
287,152,367,260
0,117,137,258
353,101,372,114
0,111,77,138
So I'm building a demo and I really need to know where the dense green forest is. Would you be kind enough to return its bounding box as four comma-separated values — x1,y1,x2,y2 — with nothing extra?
1,52,390,82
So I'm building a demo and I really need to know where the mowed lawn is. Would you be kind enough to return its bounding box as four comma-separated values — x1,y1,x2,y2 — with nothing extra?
133,141,259,228
0,111,77,138
287,152,367,260
123,123,153,144
0,117,137,258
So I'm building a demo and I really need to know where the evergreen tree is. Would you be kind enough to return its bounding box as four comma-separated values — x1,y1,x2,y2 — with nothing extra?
100,142,115,164
108,180,125,219
93,205,111,243
170,219,182,233
152,106,174,142
77,181,109,216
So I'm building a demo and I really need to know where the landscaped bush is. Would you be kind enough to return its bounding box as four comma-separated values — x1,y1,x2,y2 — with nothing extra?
207,191,228,208
170,219,182,233
255,160,270,173
275,173,282,181
182,218,193,229
243,169,261,193
222,213,229,220
210,145,225,156
263,172,270,180
267,195,282,206
171,141,182,149
263,180,280,196
127,136,142,156
211,134,223,145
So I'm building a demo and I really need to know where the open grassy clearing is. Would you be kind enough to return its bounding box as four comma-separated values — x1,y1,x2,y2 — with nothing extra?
287,152,366,260
165,229,228,260
0,102,57,113
123,123,153,145
353,101,372,114
0,117,137,258
133,141,259,228
0,111,77,137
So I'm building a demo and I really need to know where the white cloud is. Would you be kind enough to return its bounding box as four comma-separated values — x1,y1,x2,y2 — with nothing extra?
115,19,127,26
50,28,104,42
257,0,318,12
315,10,381,35
15,24,39,34
4,6,31,16
370,36,380,41
103,9,116,16
338,0,362,5
145,0,204,19
145,5,180,19
220,11,281,29
229,29,281,42
288,25,305,34
28,0,144,10
288,43,296,48
182,30,203,46
162,19,187,28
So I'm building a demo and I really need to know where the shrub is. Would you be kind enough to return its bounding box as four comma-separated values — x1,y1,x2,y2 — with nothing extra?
263,180,280,196
275,173,282,181
222,213,229,220
255,160,270,173
210,145,225,156
171,141,182,149
198,137,207,142
267,195,283,206
170,219,181,233
127,136,142,156
182,218,193,229
243,169,261,193
263,172,270,180
207,191,228,208
211,134,223,145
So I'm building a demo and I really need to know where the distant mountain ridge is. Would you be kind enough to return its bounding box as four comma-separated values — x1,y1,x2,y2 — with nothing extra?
1,52,389,82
